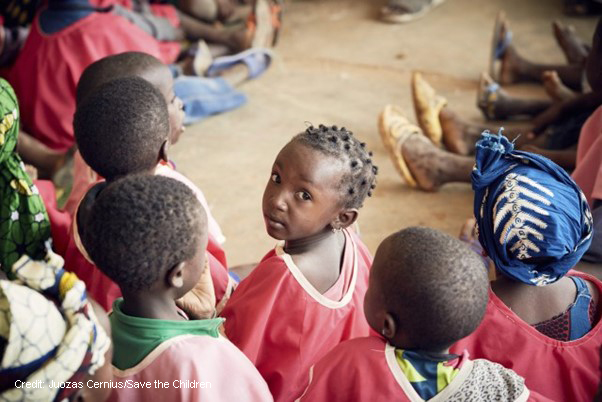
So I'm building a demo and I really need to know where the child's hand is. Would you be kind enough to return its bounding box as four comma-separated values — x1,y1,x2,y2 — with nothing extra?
176,255,216,319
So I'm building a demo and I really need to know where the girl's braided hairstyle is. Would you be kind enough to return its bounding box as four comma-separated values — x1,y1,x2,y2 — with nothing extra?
292,124,378,209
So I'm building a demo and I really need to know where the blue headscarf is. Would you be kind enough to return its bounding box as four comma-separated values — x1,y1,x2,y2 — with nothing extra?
472,130,593,286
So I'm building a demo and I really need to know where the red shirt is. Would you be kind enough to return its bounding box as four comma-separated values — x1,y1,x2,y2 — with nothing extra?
221,229,372,402
300,336,549,401
451,271,602,401
8,10,176,152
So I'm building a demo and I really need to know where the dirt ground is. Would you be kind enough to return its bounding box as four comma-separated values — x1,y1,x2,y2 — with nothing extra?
170,0,598,266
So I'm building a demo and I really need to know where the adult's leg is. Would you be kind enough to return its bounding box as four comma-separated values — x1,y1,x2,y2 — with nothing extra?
552,20,590,65
493,16,585,89
477,74,552,119
500,45,584,90
519,145,578,170
542,70,577,102
439,106,530,156
399,132,474,191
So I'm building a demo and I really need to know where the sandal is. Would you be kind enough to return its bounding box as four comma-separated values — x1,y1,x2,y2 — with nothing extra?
206,47,273,80
247,0,282,48
378,105,420,188
381,0,446,24
477,72,503,120
489,11,512,81
411,72,447,145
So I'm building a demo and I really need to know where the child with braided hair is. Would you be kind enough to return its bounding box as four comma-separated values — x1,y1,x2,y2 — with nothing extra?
221,124,378,402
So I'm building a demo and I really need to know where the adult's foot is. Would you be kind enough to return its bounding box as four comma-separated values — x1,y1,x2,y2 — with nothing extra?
398,131,444,191
380,0,446,23
491,14,527,84
552,20,589,65
499,44,526,85
477,72,514,120
439,106,471,156
542,70,575,102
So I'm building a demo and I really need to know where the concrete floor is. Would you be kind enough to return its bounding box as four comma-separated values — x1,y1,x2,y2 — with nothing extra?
171,0,597,266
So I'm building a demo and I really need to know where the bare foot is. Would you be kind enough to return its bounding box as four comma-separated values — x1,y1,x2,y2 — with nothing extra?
439,106,470,156
552,20,589,64
398,133,443,191
542,70,575,101
499,45,524,85
493,17,524,85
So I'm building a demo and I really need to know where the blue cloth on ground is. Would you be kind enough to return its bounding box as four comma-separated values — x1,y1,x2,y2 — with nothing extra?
174,76,246,125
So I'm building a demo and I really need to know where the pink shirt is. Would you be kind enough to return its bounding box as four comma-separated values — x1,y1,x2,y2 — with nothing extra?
451,271,602,401
222,229,372,402
572,105,602,206
109,336,273,402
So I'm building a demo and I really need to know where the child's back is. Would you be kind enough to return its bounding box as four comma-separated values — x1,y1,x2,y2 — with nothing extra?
8,1,175,152
300,227,539,402
451,133,601,401
86,174,271,401
222,125,378,401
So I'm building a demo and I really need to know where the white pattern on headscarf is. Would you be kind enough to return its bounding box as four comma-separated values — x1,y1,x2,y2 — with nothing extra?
493,173,554,261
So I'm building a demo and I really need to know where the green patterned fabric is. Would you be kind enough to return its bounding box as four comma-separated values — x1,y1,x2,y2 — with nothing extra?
0,78,50,278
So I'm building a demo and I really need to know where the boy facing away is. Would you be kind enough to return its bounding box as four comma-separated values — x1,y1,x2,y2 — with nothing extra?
69,73,231,315
85,174,272,402
300,227,547,401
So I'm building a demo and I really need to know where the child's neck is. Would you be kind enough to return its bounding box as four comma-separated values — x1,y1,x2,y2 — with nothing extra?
121,292,185,321
392,342,451,355
105,167,157,184
284,229,342,255
284,230,346,294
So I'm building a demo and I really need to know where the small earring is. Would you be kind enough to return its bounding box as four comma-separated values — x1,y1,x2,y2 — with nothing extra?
331,226,341,233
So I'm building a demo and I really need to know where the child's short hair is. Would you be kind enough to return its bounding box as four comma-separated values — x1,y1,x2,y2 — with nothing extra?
380,227,488,351
74,76,169,180
76,51,164,105
85,175,207,293
292,124,378,208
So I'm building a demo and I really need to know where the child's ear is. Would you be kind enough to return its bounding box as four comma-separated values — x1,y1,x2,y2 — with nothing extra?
331,209,358,230
159,139,169,163
166,262,185,289
382,313,397,341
